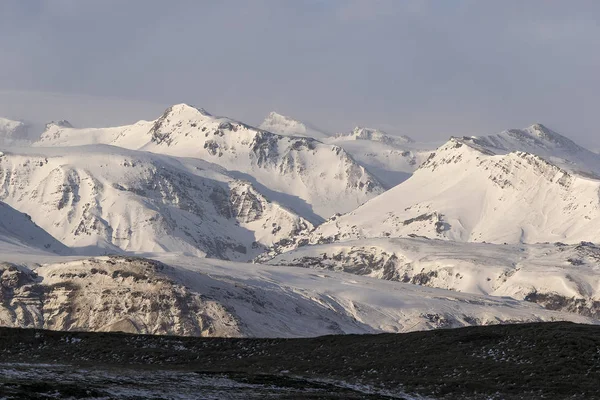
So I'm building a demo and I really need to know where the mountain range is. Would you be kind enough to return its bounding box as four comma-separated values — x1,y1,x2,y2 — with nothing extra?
306,130,600,246
1,104,599,337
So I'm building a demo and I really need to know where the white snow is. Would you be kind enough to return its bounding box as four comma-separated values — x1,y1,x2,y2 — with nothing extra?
0,106,598,339
267,237,600,311
0,145,312,260
0,201,69,254
308,136,600,245
0,243,594,337
464,123,600,177
261,113,437,188
34,104,385,219
324,131,435,188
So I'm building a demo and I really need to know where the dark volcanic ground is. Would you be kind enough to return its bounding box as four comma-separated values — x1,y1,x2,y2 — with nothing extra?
0,322,599,399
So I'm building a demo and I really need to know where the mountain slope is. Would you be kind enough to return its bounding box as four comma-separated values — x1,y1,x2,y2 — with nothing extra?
0,254,594,337
307,136,600,245
0,201,69,255
35,104,385,220
267,237,600,318
0,146,312,260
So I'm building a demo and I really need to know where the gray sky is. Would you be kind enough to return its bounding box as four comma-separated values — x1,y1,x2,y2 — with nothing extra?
0,0,599,146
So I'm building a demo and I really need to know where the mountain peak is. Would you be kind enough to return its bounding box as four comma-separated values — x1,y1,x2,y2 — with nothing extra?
266,111,289,120
463,124,588,166
259,112,329,139
260,112,308,135
0,117,25,129
342,126,415,145
166,103,213,117
524,123,577,148
45,120,73,130
443,136,497,155
528,123,549,132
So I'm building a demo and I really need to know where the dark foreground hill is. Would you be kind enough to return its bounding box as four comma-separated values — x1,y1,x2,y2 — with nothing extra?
0,322,598,399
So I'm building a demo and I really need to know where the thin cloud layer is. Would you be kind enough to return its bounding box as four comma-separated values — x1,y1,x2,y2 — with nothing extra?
0,0,598,144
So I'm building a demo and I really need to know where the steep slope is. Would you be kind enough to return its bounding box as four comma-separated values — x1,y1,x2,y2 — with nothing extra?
0,117,30,144
259,111,330,139
0,201,69,255
307,136,600,245
0,254,594,337
0,146,312,260
268,238,600,318
35,104,385,219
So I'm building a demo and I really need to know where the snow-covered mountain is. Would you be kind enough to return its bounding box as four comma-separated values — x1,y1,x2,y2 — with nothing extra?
0,117,31,144
267,237,600,318
306,133,600,245
260,113,435,188
333,127,414,147
5,105,600,339
259,111,331,139
460,123,600,178
35,104,384,220
0,146,312,260
325,127,434,188
39,119,152,147
0,252,594,337
0,201,69,254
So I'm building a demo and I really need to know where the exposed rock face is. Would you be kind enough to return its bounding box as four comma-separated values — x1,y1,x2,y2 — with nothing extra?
524,292,600,320
0,257,242,336
230,184,264,222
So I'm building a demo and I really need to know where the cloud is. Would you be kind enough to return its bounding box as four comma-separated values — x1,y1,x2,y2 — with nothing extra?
0,0,598,146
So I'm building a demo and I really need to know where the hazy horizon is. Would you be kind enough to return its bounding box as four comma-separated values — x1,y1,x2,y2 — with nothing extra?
1,1,598,146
